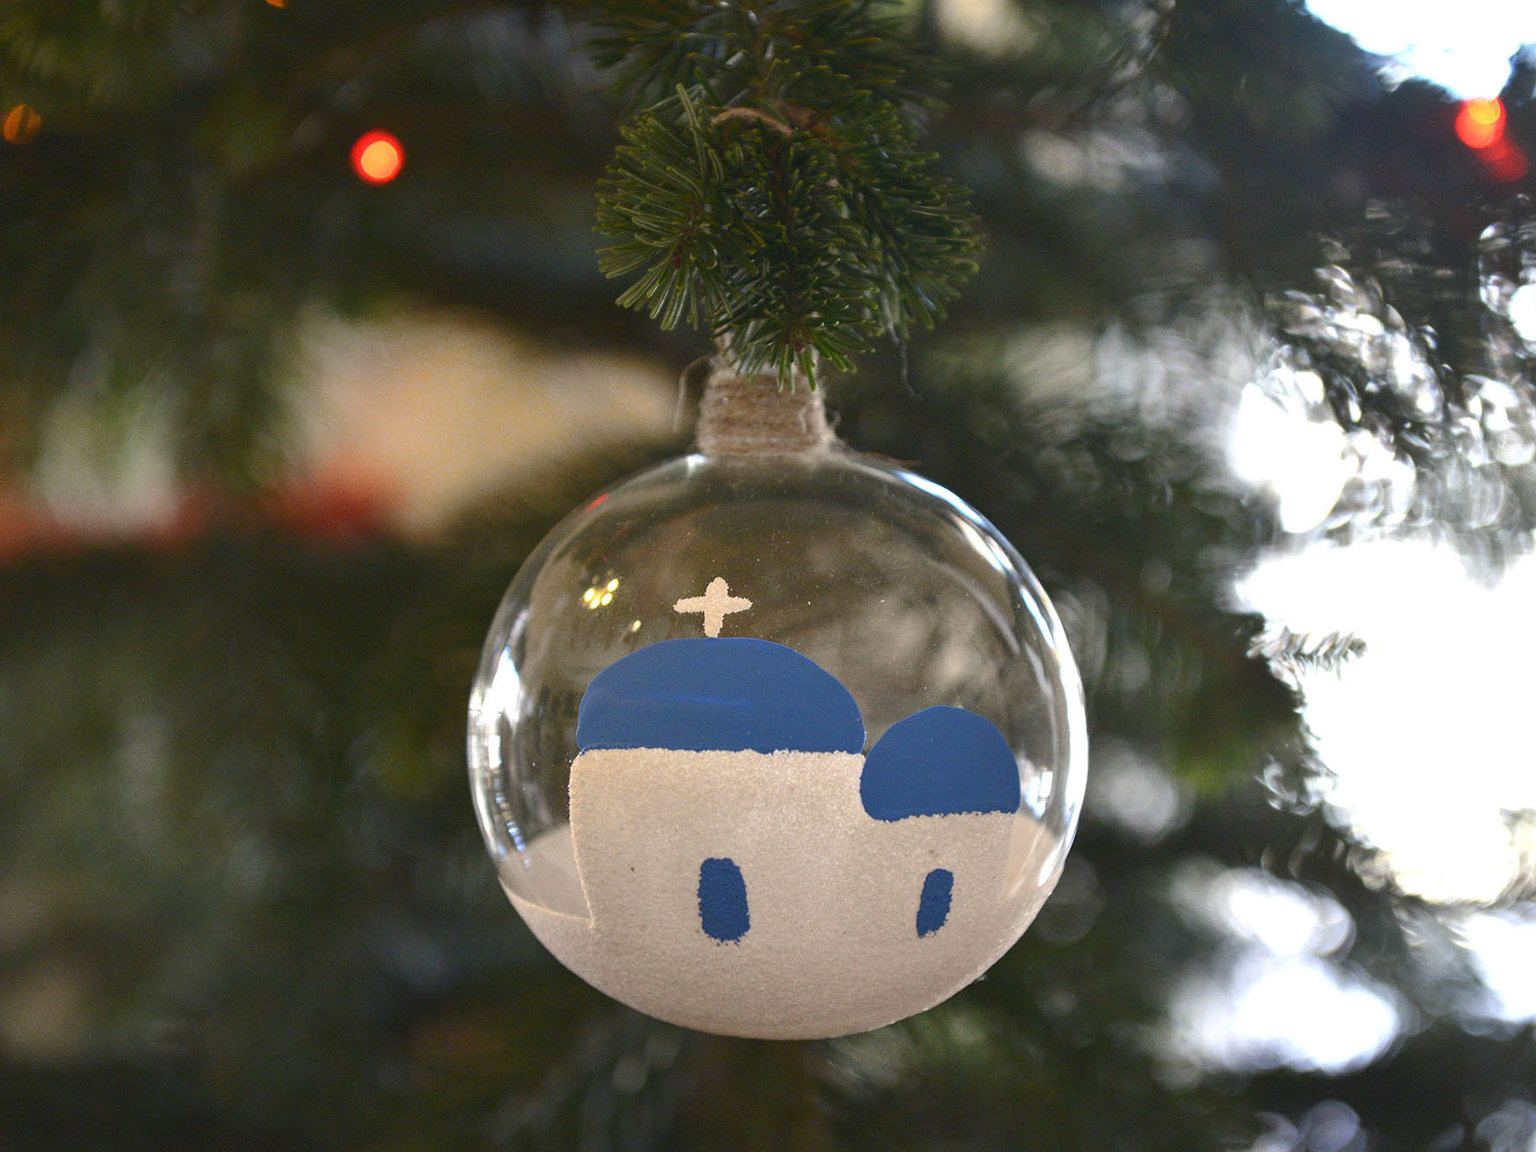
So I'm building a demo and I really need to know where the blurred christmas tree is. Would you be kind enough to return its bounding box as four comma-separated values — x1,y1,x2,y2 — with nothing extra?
1,1,1534,1149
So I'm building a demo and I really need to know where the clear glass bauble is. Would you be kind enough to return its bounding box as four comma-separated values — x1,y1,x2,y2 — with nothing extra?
468,442,1086,1039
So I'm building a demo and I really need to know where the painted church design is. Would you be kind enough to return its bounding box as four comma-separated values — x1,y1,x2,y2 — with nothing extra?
508,575,1054,1039
575,577,1022,945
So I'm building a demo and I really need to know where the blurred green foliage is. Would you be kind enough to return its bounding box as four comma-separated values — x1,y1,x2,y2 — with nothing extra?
2,0,1535,1148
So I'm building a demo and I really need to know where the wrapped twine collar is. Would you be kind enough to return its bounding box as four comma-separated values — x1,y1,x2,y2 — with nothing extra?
695,360,836,457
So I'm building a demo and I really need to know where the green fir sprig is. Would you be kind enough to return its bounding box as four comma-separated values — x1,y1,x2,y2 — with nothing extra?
591,0,982,385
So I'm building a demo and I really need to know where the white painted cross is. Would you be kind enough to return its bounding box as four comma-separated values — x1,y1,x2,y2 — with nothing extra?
673,576,752,637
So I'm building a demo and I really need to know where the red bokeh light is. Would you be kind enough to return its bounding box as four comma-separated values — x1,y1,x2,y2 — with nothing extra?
1455,98,1506,151
1481,140,1530,183
350,130,404,184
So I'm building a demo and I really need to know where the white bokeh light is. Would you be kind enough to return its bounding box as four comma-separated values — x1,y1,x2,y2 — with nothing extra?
1228,385,1350,534
1458,908,1536,1024
1510,283,1536,345
1238,537,1536,904
1305,0,1532,98
1166,954,1401,1075
1161,864,1401,1076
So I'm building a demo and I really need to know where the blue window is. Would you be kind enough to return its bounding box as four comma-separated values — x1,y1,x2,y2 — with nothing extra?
917,868,954,938
698,857,750,942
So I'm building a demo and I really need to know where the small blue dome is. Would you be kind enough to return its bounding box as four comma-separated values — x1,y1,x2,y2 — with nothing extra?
861,706,1020,821
577,638,865,755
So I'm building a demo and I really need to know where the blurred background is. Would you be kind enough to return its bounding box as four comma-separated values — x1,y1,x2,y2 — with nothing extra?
1,0,1534,1148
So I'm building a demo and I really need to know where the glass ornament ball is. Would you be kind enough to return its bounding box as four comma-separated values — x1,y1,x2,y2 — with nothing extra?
468,440,1086,1040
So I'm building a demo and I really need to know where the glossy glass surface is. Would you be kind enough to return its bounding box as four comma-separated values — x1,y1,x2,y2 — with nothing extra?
467,445,1087,916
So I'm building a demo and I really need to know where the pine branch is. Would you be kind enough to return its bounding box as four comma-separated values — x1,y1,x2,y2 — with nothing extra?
589,0,932,116
1251,627,1367,683
590,0,982,385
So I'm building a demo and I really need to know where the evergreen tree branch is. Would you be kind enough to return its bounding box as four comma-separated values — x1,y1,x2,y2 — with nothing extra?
1251,627,1368,684
591,0,981,385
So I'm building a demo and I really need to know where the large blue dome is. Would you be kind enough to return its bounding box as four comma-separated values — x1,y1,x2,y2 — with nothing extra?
576,637,866,755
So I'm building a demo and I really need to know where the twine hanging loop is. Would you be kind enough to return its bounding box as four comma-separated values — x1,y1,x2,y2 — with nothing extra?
695,360,835,457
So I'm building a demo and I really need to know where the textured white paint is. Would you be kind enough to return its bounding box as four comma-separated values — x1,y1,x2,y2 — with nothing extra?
509,747,1059,1039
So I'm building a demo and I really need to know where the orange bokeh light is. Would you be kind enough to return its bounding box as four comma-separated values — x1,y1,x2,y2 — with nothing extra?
3,103,41,145
1455,98,1506,150
350,131,404,184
